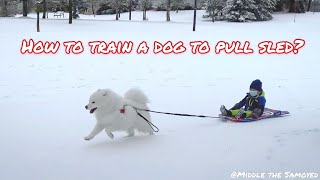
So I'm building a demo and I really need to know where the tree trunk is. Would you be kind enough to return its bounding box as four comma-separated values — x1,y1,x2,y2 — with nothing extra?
42,0,47,19
23,0,28,17
2,0,8,17
142,10,144,20
143,10,147,20
91,4,95,17
116,8,119,20
73,0,78,19
166,0,171,21
193,0,197,31
129,0,132,20
27,0,32,13
69,0,72,24
212,2,215,22
37,11,40,32
307,0,312,12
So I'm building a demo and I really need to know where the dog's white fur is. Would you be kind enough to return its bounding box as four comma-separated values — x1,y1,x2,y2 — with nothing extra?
84,88,153,140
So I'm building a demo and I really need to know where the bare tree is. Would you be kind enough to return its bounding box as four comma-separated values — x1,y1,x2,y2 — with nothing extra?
0,0,8,16
140,0,152,20
173,0,184,13
91,0,95,17
166,0,171,21
0,0,21,17
109,0,125,20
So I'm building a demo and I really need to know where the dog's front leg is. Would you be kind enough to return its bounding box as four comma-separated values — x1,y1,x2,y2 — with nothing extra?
84,124,104,141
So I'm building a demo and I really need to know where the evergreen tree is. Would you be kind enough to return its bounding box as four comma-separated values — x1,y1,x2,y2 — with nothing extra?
203,0,225,22
223,0,257,22
254,0,276,21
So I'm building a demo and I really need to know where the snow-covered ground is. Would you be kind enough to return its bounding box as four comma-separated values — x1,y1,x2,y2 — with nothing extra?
1,10,320,180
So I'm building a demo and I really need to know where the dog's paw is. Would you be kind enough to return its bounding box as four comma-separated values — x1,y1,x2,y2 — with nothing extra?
84,136,93,141
107,132,114,139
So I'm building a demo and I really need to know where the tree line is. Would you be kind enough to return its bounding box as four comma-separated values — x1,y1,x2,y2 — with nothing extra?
1,0,319,23
203,0,319,22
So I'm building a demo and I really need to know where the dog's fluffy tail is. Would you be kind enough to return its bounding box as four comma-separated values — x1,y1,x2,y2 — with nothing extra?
124,88,149,104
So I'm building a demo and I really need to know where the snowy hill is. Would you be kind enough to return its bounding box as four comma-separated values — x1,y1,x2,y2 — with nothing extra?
1,10,320,180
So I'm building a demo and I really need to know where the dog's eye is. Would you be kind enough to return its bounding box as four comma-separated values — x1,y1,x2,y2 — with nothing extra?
92,102,95,104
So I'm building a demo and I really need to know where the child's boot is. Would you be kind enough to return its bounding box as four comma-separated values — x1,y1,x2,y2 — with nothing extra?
220,105,228,116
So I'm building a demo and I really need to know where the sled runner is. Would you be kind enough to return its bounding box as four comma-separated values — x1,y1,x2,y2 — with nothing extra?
219,108,290,122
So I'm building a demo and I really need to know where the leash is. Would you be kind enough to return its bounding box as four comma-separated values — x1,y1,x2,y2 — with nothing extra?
121,105,159,132
134,108,220,119
135,109,160,132
121,105,220,133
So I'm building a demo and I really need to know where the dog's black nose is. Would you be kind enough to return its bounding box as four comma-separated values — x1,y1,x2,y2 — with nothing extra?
85,105,88,109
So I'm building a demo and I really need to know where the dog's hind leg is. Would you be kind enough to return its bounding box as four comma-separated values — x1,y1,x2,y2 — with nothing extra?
148,129,154,135
126,128,135,137
105,129,114,139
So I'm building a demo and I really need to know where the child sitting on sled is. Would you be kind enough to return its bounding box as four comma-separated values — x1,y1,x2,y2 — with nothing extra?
220,79,266,119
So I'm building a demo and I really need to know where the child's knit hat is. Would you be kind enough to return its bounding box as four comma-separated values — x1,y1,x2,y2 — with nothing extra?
250,79,262,91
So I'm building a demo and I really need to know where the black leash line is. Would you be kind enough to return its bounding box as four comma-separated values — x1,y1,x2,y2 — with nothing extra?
134,107,220,119
135,109,160,132
123,105,220,133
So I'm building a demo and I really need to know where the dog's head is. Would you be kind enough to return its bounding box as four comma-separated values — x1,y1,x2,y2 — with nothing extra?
85,89,113,114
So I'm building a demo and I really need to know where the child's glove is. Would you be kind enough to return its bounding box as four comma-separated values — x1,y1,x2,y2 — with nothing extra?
235,108,245,118
251,108,262,119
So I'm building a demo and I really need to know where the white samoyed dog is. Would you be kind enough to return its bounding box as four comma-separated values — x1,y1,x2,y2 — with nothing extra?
84,88,154,140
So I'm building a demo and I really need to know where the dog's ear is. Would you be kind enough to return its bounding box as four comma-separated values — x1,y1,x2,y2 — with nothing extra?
97,89,101,91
